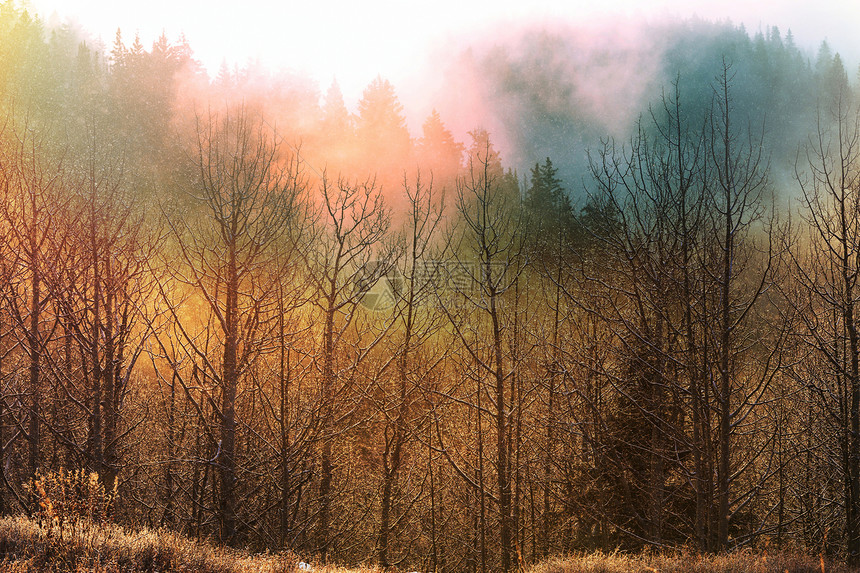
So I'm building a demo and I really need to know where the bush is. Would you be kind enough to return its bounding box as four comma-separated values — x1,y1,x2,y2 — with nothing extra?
27,468,117,537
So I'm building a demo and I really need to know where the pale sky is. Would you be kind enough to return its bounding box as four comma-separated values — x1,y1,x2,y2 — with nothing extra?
23,0,860,101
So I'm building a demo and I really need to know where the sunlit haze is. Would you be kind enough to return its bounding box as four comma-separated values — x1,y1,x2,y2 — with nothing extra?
7,0,860,567
25,0,860,104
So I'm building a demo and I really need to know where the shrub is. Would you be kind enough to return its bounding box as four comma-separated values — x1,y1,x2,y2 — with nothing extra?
26,468,117,542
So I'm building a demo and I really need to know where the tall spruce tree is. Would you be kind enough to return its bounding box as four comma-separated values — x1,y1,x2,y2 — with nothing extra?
524,157,574,259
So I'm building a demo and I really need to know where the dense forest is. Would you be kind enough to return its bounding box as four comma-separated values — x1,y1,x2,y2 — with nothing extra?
2,2,860,571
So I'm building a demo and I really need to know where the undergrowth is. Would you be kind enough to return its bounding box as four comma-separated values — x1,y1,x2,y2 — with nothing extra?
0,467,351,572
0,513,345,572
0,469,854,573
529,549,858,573
0,518,856,573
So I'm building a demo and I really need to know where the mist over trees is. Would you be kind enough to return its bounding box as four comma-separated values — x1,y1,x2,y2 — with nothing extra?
3,2,860,570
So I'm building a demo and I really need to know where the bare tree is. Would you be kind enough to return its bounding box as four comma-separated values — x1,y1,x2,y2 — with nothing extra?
372,171,446,568
579,65,779,551
791,73,860,563
438,131,524,573
706,60,778,551
44,113,153,493
303,172,391,560
0,116,69,484
0,126,17,515
161,104,304,544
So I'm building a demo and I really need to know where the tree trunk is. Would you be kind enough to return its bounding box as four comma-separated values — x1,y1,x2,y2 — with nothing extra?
27,248,40,482
318,303,335,559
219,245,239,544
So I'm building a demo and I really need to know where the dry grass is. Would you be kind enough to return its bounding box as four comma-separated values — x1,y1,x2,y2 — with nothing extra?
528,549,858,573
0,513,857,573
0,514,369,572
0,467,371,572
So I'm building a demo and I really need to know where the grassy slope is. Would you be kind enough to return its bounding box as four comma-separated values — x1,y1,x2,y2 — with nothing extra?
0,515,359,572
0,514,856,572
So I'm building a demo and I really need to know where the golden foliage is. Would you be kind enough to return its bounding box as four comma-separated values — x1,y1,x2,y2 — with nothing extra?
28,469,118,533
